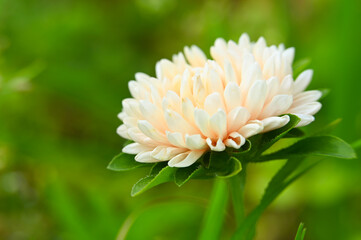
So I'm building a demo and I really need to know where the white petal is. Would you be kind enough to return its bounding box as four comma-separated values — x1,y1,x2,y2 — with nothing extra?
151,146,186,161
289,102,322,115
128,128,155,146
245,80,267,119
225,132,246,149
184,45,207,67
166,132,186,148
194,109,212,137
261,115,290,133
123,143,153,154
283,47,295,65
265,76,280,102
259,94,293,119
224,82,242,111
181,98,196,123
135,151,159,163
279,75,293,94
238,33,251,49
139,100,165,130
117,124,130,139
224,59,237,84
293,90,322,106
204,92,226,115
165,109,198,134
238,120,264,138
293,114,315,127
206,138,226,151
185,134,207,150
138,120,167,142
293,70,313,94
209,109,227,139
168,151,204,167
227,107,250,132
205,66,224,94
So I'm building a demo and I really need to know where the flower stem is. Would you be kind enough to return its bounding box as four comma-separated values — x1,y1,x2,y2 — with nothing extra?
229,163,247,227
199,178,228,240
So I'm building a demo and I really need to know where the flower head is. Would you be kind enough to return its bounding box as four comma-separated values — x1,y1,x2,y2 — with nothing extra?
117,33,322,167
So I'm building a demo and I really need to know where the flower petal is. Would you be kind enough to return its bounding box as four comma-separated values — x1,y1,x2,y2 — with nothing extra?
168,151,205,167
261,115,290,133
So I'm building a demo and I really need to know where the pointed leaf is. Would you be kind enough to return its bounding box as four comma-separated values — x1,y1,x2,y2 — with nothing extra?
131,165,176,196
232,157,315,240
107,153,149,171
294,222,307,240
258,135,356,162
174,164,211,187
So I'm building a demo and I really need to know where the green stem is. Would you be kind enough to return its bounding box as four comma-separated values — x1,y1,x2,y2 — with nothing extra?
229,163,247,227
198,178,229,240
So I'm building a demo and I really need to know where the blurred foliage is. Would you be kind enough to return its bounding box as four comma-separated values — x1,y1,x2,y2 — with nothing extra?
0,0,360,239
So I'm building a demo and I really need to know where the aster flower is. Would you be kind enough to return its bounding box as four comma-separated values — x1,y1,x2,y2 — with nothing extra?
117,33,322,168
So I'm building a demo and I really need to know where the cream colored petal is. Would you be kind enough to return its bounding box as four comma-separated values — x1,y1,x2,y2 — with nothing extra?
279,75,293,94
238,120,264,138
127,128,155,146
289,102,322,115
165,109,198,134
206,138,226,151
139,100,166,130
205,66,224,94
135,151,160,163
259,94,293,119
209,109,227,139
261,115,290,133
293,69,313,94
166,131,187,148
225,132,246,149
123,143,153,155
184,45,207,67
181,98,196,123
138,120,168,143
117,124,130,139
227,107,250,132
194,109,212,137
238,33,251,49
245,80,267,119
151,146,186,161
224,82,242,111
224,59,237,84
292,90,322,106
185,134,207,150
282,47,295,65
204,92,226,116
265,76,280,102
168,151,205,167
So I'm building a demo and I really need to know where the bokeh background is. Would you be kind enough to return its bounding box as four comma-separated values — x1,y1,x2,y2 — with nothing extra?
1,0,361,239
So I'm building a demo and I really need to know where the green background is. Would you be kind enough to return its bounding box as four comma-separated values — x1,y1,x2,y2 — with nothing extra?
0,0,360,239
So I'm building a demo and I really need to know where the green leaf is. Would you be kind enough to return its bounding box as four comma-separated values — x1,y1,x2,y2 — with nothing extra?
283,128,305,138
131,164,176,196
232,157,315,240
312,118,342,136
216,157,242,178
174,164,210,187
107,153,149,171
258,135,356,162
294,222,307,240
293,58,311,78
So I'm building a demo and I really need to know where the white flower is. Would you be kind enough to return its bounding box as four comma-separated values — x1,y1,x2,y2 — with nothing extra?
117,33,322,167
